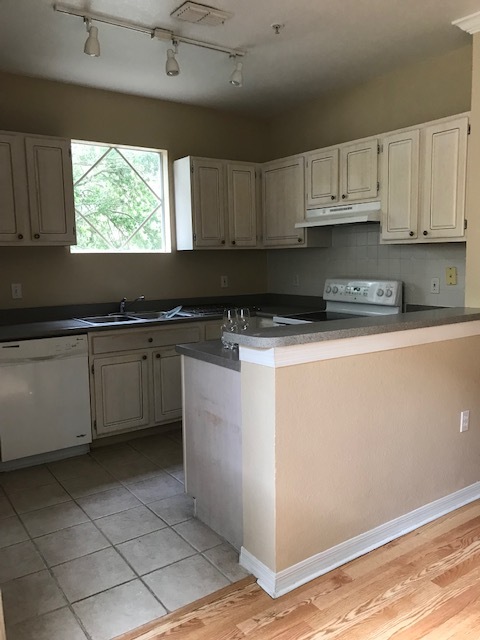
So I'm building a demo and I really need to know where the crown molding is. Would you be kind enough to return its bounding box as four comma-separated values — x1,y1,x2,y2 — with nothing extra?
453,11,480,34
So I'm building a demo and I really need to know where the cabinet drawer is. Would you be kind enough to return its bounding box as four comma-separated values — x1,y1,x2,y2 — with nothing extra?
91,324,203,354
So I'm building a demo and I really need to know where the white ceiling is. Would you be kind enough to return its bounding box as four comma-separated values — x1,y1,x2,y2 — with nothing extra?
0,0,478,116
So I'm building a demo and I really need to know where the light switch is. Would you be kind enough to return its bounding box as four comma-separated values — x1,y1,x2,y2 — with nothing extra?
446,267,457,285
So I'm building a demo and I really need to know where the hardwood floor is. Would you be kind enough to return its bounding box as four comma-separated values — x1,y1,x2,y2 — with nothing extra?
117,500,480,639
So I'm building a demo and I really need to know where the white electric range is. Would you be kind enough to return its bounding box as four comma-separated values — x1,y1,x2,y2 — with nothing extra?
273,278,403,325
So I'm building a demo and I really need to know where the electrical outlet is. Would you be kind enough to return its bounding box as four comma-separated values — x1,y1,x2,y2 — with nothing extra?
430,277,440,294
446,267,457,285
220,275,228,288
11,283,22,299
293,274,300,287
460,410,470,432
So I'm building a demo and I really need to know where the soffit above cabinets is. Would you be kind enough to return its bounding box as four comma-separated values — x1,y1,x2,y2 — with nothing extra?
0,0,477,116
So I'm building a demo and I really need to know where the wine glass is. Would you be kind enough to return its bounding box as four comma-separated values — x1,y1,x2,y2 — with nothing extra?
237,307,250,332
221,309,237,349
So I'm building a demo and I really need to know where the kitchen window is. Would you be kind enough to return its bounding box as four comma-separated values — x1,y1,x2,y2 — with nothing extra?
71,141,169,253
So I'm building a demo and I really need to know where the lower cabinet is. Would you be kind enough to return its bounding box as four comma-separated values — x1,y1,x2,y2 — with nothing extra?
89,323,203,438
93,352,151,436
153,347,182,423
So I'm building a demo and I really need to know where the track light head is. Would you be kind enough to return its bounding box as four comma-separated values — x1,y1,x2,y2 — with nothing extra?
84,20,100,57
229,59,243,87
166,42,180,76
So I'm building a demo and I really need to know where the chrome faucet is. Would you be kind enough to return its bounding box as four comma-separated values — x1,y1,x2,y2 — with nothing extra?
119,295,145,314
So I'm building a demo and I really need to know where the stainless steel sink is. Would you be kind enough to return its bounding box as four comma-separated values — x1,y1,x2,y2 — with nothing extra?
127,311,171,321
76,314,143,326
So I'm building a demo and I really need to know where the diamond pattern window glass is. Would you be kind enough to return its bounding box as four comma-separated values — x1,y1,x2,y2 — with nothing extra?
71,141,168,253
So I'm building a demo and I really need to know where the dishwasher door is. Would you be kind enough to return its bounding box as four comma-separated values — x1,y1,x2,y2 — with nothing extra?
0,335,92,462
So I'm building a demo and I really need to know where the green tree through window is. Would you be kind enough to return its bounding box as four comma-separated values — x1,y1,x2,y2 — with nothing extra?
71,141,167,252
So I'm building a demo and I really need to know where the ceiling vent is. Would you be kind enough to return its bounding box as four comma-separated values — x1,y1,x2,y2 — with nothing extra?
171,2,233,26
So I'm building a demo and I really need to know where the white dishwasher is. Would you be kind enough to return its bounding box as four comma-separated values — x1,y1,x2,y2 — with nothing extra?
0,335,92,462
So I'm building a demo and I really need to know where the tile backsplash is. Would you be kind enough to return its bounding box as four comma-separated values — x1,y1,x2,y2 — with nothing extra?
267,224,466,307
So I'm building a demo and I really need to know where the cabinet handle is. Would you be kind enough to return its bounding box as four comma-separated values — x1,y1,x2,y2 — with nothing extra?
142,355,147,360
423,230,428,236
341,194,347,200
156,353,160,359
148,338,153,343
331,195,336,200
17,234,23,240
409,231,414,237
34,233,40,239
232,240,236,245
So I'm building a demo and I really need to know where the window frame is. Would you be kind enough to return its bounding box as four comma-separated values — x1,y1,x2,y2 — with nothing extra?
70,139,171,254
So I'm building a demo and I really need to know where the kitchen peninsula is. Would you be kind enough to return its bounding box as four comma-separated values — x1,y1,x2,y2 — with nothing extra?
179,308,480,598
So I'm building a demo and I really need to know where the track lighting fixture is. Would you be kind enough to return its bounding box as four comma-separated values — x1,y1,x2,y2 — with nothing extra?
55,4,246,86
84,19,100,57
165,41,180,76
229,58,243,87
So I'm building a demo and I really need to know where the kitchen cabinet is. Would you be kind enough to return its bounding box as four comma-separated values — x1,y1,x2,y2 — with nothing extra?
89,323,203,438
153,347,182,423
305,138,378,209
93,352,150,436
262,155,331,248
175,156,258,250
381,115,468,243
0,131,76,246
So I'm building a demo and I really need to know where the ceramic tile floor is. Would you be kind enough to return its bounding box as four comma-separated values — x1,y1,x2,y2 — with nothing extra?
0,429,249,640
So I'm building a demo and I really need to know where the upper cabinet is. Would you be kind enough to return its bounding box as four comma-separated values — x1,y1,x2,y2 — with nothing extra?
174,156,258,250
262,155,305,247
305,138,378,209
381,115,468,243
262,155,331,248
0,131,76,246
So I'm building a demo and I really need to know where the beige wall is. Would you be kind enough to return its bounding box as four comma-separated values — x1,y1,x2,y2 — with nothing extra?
268,45,472,158
242,335,480,572
0,71,269,308
465,35,480,306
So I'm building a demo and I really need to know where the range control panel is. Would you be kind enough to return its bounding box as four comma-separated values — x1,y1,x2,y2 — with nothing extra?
323,278,402,307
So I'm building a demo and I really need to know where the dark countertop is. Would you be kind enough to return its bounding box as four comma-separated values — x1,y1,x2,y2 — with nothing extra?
176,341,240,372
223,307,480,349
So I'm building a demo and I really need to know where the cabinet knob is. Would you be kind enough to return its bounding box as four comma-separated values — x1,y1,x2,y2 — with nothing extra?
221,240,225,245
341,194,347,200
423,230,428,236
142,355,147,360
17,234,23,240
156,353,160,359
331,195,336,200
297,237,302,243
148,338,153,343
34,233,40,239
232,240,236,245
409,231,414,237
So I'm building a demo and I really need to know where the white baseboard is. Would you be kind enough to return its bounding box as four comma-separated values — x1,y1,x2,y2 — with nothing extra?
240,481,480,598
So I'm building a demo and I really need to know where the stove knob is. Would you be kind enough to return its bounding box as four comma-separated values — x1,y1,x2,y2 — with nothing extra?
377,288,384,297
332,286,338,294
386,289,393,298
325,285,332,293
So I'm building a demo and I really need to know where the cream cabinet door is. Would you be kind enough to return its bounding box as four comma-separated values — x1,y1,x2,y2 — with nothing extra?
205,320,224,340
227,164,257,247
0,133,30,243
192,158,226,247
421,117,468,239
381,130,420,241
340,139,378,202
153,347,182,423
25,136,76,244
306,148,339,207
263,156,305,246
93,352,150,436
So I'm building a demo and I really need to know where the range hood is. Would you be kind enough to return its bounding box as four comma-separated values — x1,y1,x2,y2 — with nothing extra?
295,201,381,228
